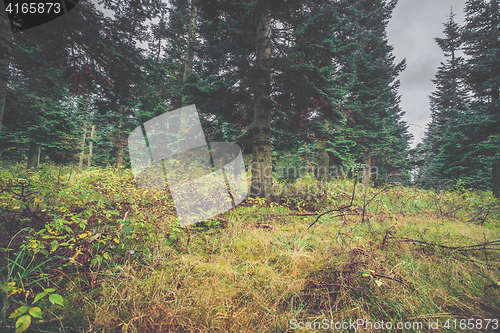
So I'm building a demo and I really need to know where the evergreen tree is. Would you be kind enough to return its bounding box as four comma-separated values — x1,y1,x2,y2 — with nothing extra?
1,12,81,166
341,0,410,186
418,9,470,187
93,0,161,166
0,5,13,132
195,0,310,196
462,0,500,196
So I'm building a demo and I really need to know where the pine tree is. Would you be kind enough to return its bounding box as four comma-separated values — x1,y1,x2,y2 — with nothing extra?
195,0,309,196
341,0,410,186
93,0,161,166
461,0,500,195
2,15,80,166
0,7,13,132
419,9,470,187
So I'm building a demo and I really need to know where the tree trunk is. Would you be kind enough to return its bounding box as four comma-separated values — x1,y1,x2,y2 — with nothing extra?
79,121,87,170
493,159,500,198
116,132,126,167
362,150,371,188
27,140,39,169
0,9,13,132
37,146,41,167
171,4,198,110
250,11,272,197
316,141,329,181
87,125,95,168
182,4,197,108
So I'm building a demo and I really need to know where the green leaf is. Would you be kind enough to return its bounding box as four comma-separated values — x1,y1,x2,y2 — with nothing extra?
9,306,29,319
375,279,383,287
33,291,47,304
49,293,64,307
29,307,43,319
15,315,31,333
50,240,59,252
45,288,56,293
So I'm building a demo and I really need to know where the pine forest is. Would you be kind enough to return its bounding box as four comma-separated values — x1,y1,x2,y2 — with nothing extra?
0,0,499,332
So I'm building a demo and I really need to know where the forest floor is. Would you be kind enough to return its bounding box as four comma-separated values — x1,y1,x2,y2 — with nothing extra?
1,163,500,332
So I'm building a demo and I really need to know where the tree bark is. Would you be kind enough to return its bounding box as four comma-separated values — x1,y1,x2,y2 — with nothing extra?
37,146,41,167
316,141,329,181
87,125,95,168
0,8,13,132
27,140,39,169
363,150,371,188
250,11,273,197
116,132,126,167
79,121,87,170
182,4,197,108
493,159,500,198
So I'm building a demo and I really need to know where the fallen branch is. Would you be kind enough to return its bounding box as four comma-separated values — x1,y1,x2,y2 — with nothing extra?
389,237,500,251
295,291,339,298
308,170,359,230
268,212,318,217
371,273,416,292
304,283,357,291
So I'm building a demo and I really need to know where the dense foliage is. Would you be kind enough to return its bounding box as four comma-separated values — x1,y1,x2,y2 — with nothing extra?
415,0,500,195
0,0,412,193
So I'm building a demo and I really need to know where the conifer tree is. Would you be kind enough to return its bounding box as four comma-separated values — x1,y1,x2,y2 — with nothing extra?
421,1,500,196
341,0,410,185
418,9,469,187
462,0,500,196
0,7,13,132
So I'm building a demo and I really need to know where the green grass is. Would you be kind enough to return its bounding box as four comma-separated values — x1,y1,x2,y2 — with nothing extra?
0,163,499,332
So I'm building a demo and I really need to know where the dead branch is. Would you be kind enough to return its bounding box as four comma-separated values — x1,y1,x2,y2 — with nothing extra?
307,170,359,230
371,273,416,292
389,237,500,251
268,212,319,217
361,185,388,223
304,283,357,291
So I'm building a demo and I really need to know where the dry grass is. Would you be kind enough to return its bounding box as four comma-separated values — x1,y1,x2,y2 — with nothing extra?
2,165,498,332
78,180,500,333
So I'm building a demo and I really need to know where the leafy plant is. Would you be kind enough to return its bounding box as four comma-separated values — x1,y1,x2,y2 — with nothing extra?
8,287,64,333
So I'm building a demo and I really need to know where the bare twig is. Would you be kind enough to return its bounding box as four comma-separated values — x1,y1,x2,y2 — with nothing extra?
389,237,500,251
371,272,416,292
268,212,318,218
308,169,359,230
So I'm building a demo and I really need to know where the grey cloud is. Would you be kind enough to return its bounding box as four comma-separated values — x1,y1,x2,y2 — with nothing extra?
387,0,466,147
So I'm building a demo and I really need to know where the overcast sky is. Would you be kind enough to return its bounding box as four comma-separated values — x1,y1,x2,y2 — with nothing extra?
387,0,467,147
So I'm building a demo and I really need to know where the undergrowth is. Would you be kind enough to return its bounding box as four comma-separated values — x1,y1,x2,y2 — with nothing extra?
0,163,499,332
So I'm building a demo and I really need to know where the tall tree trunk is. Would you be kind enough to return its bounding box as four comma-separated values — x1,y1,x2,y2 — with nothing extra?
362,150,371,188
316,141,329,181
116,132,126,167
79,121,87,170
171,4,198,110
493,159,500,198
0,9,13,132
182,4,197,108
87,125,95,168
250,11,272,197
37,146,41,167
27,140,39,169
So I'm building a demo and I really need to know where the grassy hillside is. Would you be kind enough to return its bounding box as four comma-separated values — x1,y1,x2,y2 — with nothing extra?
1,163,499,332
